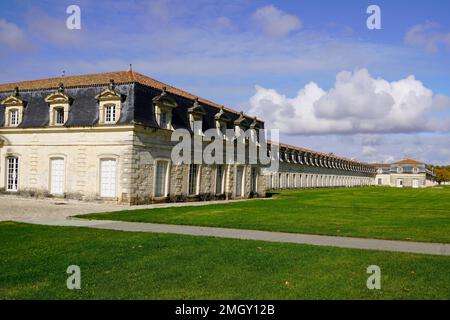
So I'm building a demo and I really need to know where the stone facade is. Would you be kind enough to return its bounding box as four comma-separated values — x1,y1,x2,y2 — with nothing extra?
372,159,437,188
263,142,376,190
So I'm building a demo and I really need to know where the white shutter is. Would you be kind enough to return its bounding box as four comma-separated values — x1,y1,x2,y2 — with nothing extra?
100,159,117,197
50,159,65,195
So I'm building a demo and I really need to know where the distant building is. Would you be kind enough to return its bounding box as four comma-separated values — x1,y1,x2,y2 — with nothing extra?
263,141,376,189
372,159,437,188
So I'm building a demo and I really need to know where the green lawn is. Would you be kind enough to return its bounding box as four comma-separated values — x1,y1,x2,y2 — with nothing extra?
81,187,450,243
0,222,449,299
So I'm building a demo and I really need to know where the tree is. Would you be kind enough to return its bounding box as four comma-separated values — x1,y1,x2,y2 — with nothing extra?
434,166,450,183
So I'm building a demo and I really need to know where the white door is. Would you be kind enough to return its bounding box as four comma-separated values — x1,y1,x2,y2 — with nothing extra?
6,157,19,191
100,159,117,197
396,179,403,188
412,179,419,188
50,158,65,195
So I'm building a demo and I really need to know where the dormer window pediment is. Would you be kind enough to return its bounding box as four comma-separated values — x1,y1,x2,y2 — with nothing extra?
1,94,26,107
95,79,123,102
188,98,206,116
234,111,248,127
215,106,230,137
153,87,177,109
234,111,249,138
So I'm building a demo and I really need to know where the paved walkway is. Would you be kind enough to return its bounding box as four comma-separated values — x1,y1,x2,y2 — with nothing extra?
1,195,449,256
28,217,450,256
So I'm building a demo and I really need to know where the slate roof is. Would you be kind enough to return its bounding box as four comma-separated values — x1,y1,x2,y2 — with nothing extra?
0,70,263,131
267,140,370,166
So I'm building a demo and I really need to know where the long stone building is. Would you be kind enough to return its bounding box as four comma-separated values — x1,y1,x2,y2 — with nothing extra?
0,70,431,205
264,141,376,189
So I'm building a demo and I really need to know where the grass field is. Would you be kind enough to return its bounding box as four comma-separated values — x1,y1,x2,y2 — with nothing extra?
82,187,450,243
0,222,449,299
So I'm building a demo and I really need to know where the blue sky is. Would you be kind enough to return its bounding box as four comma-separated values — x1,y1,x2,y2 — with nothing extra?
1,0,450,164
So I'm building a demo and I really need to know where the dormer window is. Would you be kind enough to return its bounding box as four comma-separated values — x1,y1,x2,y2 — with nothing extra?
152,87,177,130
188,98,206,136
95,80,123,125
234,111,248,138
397,167,403,173
45,83,72,126
104,105,117,124
215,106,230,138
250,117,261,143
2,87,26,127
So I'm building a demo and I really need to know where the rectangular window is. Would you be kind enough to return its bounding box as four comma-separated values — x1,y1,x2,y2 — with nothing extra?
236,166,244,196
160,111,168,129
6,157,19,191
191,116,202,135
105,105,116,123
251,167,257,193
215,165,224,194
155,161,168,197
10,109,19,126
55,108,65,125
188,164,199,195
219,122,227,136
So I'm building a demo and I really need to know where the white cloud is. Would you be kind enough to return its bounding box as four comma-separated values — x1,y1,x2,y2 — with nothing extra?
0,19,28,50
248,68,450,135
251,5,301,37
362,145,377,157
405,21,450,53
432,94,450,111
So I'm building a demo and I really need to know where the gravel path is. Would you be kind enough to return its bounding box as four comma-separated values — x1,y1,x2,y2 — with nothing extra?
0,194,258,223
